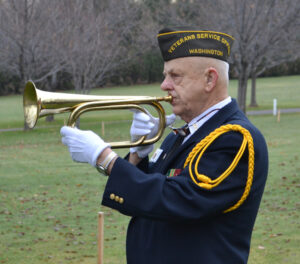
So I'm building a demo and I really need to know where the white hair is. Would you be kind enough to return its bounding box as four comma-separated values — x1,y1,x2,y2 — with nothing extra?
219,60,229,86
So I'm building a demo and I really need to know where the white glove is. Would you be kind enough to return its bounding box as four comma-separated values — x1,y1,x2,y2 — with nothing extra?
60,126,110,167
130,111,176,158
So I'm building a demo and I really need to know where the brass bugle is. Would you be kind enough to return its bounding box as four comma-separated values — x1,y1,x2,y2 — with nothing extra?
23,81,172,148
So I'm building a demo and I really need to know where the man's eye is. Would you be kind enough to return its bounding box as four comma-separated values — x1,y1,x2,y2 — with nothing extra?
171,73,180,78
171,74,183,84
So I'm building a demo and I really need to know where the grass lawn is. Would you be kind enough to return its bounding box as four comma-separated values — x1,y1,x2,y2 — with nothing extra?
0,75,299,263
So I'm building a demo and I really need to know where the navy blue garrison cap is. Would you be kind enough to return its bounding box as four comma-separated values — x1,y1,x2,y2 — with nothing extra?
157,26,234,62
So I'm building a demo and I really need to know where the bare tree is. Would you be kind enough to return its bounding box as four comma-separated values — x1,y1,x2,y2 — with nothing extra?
214,0,300,111
56,0,143,94
0,0,65,93
247,0,300,107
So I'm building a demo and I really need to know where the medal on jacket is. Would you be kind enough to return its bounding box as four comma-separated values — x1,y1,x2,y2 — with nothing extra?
166,168,182,177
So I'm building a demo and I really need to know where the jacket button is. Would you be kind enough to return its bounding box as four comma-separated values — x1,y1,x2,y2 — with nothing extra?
119,197,124,204
115,196,120,202
110,193,115,200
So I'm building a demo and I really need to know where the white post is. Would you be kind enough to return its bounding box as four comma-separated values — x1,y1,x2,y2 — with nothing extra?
273,99,277,116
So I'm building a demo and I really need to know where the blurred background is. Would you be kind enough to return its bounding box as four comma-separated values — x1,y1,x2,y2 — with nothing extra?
0,0,299,113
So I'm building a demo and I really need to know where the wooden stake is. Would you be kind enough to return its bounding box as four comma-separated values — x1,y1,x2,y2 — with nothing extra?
101,121,105,137
277,109,281,122
98,212,104,264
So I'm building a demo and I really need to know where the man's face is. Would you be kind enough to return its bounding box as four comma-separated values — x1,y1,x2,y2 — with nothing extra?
161,57,208,123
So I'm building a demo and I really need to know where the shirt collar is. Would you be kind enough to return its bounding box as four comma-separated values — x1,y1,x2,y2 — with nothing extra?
185,96,232,140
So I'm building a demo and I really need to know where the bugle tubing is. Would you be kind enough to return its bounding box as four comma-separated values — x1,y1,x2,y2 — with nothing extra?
23,81,172,148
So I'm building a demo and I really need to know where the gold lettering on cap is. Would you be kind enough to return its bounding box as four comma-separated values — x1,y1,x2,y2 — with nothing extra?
168,34,196,53
166,31,231,57
189,49,224,57
197,33,221,41
221,37,231,55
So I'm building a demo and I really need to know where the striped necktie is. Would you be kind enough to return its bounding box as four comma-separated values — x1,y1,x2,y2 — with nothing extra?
171,124,190,137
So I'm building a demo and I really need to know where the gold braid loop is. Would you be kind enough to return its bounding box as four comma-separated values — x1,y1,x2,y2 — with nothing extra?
183,124,255,213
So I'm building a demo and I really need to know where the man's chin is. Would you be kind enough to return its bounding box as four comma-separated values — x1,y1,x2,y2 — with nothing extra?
171,106,181,117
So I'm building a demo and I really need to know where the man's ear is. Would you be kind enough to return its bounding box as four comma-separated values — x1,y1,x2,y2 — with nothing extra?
204,67,218,92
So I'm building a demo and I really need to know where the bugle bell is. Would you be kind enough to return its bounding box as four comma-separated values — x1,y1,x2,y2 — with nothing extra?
23,81,172,148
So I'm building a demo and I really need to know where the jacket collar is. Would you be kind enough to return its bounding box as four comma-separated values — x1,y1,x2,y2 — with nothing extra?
185,98,241,146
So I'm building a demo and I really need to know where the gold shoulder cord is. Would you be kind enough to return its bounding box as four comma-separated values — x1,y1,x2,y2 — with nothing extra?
183,124,255,213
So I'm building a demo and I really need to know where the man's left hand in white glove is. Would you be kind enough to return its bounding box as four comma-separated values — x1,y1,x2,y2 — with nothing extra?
60,126,112,168
129,111,176,162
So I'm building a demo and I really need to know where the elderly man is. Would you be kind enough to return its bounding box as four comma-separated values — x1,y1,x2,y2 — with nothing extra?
61,27,268,264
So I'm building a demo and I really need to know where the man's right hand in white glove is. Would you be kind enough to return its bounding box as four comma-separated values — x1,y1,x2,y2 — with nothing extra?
130,110,176,159
60,126,110,167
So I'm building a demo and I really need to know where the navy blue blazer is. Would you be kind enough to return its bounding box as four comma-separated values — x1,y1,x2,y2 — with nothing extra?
102,99,268,264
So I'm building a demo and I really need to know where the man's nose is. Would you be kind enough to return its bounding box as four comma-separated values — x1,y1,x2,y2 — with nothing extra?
161,77,173,91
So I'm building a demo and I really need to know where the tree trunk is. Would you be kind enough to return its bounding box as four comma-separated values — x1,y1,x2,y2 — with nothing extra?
50,72,57,92
45,115,54,122
24,120,30,131
237,72,248,113
18,51,24,94
249,72,258,107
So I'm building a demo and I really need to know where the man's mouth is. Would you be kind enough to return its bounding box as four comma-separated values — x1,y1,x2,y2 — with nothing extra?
168,94,177,104
171,96,177,105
